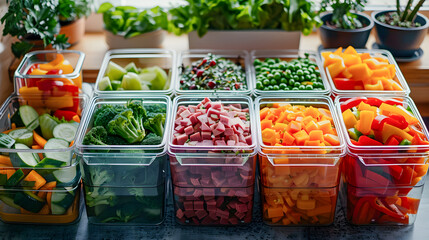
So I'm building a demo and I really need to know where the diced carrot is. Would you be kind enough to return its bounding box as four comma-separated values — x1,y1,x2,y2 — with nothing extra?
304,140,321,146
72,115,80,123
282,131,295,145
275,112,287,124
32,145,42,149
343,46,357,55
289,121,302,134
273,122,288,132
11,123,16,129
304,106,320,119
47,192,52,207
267,207,284,219
38,181,57,199
324,134,340,146
297,199,316,210
38,204,50,215
260,107,270,120
0,155,12,167
33,131,47,148
69,141,74,147
309,130,324,142
293,130,309,146
307,205,332,217
305,120,318,133
262,128,277,145
281,218,292,225
22,170,46,190
317,120,332,134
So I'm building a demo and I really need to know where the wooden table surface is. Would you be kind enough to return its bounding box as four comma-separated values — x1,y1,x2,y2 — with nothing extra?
71,31,429,115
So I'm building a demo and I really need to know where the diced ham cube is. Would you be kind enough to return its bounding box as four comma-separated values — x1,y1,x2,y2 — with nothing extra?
228,111,237,118
201,122,211,132
229,134,239,143
212,129,222,137
220,115,231,127
238,134,246,143
208,117,216,125
174,118,182,126
211,102,222,110
201,139,212,146
184,210,196,218
190,132,202,142
242,108,249,112
230,104,241,110
180,109,192,118
193,123,201,132
193,189,203,198
224,127,234,136
195,210,208,220
176,134,188,145
175,125,185,133
197,114,208,123
189,105,197,113
180,118,192,126
184,126,194,135
244,135,252,145
201,97,211,105
189,115,198,125
201,132,212,140
234,117,246,129
215,140,226,146
236,204,248,213
216,122,225,132
227,140,236,146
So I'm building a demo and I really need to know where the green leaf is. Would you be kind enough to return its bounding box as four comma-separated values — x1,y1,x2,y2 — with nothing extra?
11,41,34,58
98,2,114,14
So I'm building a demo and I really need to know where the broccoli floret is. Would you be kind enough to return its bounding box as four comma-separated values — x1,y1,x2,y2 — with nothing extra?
83,126,107,145
143,103,166,115
90,168,114,186
107,109,145,143
94,105,125,127
104,135,130,145
85,186,117,208
141,132,162,145
127,100,147,127
143,113,164,137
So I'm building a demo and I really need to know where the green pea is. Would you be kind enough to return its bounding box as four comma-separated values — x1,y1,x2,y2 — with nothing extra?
267,85,274,90
292,87,299,90
296,69,304,76
263,87,269,91
280,78,288,84
270,79,277,85
293,75,300,81
294,82,301,87
279,83,287,90
256,81,264,89
267,74,274,80
273,85,280,90
298,85,306,90
274,72,281,80
288,79,295,86
314,69,320,75
287,64,295,71
263,79,271,86
266,59,276,65
261,67,270,72
305,85,313,90
254,59,262,66
305,75,312,81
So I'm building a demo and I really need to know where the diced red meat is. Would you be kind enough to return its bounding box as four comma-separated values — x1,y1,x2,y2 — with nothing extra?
202,132,212,140
184,126,194,135
227,140,236,146
184,201,194,211
194,201,204,211
215,140,226,146
219,115,231,127
176,134,189,145
176,209,185,219
180,109,192,118
189,115,198,125
190,177,201,186
216,122,225,132
180,118,192,126
190,132,202,142
184,210,196,218
188,105,197,113
195,210,208,220
244,135,252,145
208,117,216,125
193,189,203,198
211,102,222,110
224,127,234,136
175,125,185,133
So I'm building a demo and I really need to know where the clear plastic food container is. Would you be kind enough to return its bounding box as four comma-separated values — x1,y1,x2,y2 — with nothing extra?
14,50,85,98
175,50,252,96
94,49,176,96
75,96,171,225
0,94,86,224
320,49,410,96
251,50,331,97
168,96,257,225
256,96,346,226
335,96,429,225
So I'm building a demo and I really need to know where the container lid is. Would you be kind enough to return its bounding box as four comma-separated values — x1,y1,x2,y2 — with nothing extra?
320,48,410,96
174,49,253,96
0,94,88,167
251,50,331,97
167,95,257,155
75,95,172,164
255,96,347,165
93,49,176,96
335,96,429,154
14,50,85,81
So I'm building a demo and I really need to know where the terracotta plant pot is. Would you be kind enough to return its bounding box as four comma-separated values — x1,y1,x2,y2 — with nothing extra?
319,12,374,49
59,18,86,46
372,10,429,58
104,29,166,49
188,30,301,50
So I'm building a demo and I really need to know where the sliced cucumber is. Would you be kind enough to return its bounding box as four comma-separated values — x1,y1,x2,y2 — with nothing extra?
110,80,122,90
51,203,67,215
13,191,45,213
8,129,33,147
51,191,75,210
34,158,67,180
52,166,77,185
0,133,15,149
125,62,139,73
99,76,113,91
4,169,25,188
106,61,127,80
10,143,40,168
0,194,21,210
19,105,39,127
53,123,77,142
44,138,71,164
26,118,40,132
39,114,59,140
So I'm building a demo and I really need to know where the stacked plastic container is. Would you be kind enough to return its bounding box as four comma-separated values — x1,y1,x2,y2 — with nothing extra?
0,94,86,224
75,96,171,224
255,97,346,226
320,47,429,225
168,96,257,225
0,50,86,224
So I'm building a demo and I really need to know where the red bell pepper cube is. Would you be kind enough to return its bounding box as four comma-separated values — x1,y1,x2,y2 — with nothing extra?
333,78,362,90
400,197,420,214
358,136,383,146
383,99,403,106
341,97,368,112
366,98,384,107
371,115,408,131
53,110,78,121
371,198,406,220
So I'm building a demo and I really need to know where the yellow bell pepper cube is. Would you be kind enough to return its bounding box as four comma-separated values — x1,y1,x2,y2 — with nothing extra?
379,77,393,90
379,103,419,125
388,79,403,90
364,79,384,90
348,63,373,80
363,58,388,70
342,109,358,129
372,67,392,79
358,110,375,135
342,68,353,78
382,123,413,143
323,53,343,67
343,46,358,55
343,54,362,67
327,61,346,78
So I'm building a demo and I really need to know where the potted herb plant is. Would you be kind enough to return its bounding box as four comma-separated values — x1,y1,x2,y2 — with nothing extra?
372,0,428,59
1,0,70,58
98,2,169,49
58,0,94,45
318,0,373,48
168,0,322,50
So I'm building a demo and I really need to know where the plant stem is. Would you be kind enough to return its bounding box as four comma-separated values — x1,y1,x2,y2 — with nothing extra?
396,0,401,15
407,0,426,22
401,0,414,22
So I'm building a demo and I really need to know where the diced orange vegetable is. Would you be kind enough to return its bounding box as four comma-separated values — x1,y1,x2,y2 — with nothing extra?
72,115,80,123
33,131,47,148
309,130,324,142
282,131,295,145
342,109,357,129
261,119,273,130
358,110,375,135
343,54,362,67
297,199,316,210
327,61,346,78
267,207,284,219
38,181,57,199
348,63,373,80
343,46,358,55
262,128,277,145
317,120,332,134
324,134,340,146
0,155,12,167
22,170,46,190
364,79,384,90
293,130,309,146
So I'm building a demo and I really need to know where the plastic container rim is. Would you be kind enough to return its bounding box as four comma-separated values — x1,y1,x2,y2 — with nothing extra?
250,49,331,96
168,95,258,153
335,95,429,152
174,49,253,96
0,177,81,192
93,48,176,96
74,95,171,157
14,50,86,80
255,95,347,155
320,48,410,96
